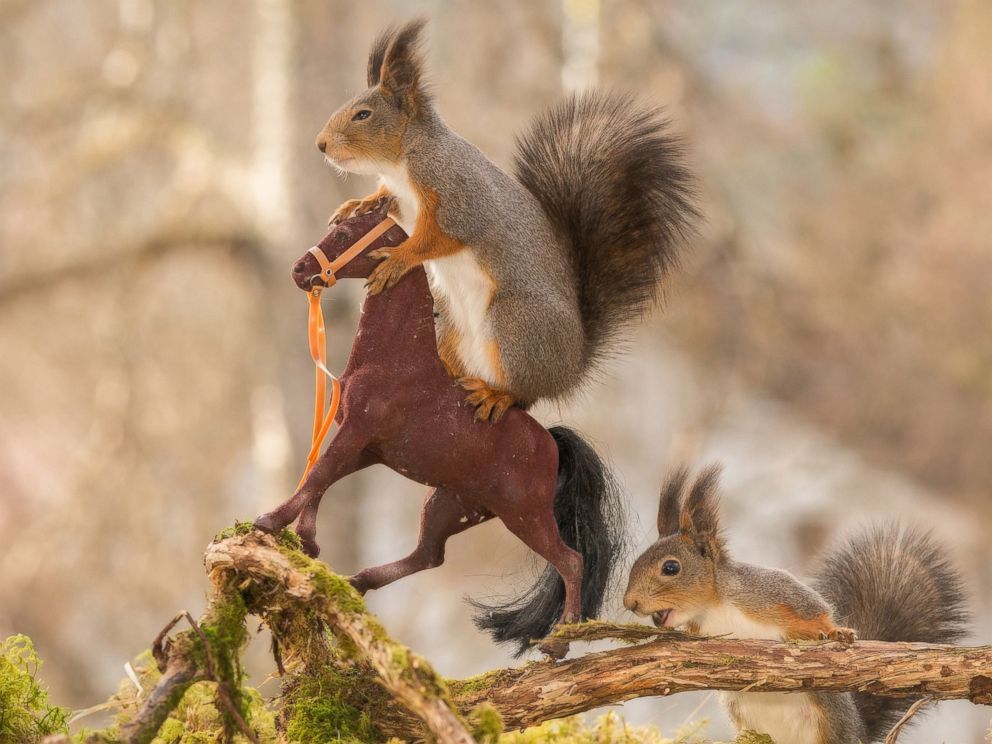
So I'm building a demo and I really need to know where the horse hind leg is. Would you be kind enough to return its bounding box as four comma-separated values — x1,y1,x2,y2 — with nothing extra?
502,502,584,624
349,487,492,595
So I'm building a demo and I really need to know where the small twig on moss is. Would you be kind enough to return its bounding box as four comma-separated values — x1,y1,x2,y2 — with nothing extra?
178,611,259,744
883,697,931,744
150,611,187,672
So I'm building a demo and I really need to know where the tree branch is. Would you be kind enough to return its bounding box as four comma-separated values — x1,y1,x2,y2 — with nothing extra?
442,634,992,733
203,531,992,740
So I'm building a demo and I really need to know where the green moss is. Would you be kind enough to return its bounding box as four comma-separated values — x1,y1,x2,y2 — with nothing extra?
499,712,708,743
734,732,776,744
448,668,512,697
213,521,302,552
0,634,71,742
390,646,409,668
214,521,256,542
282,664,389,743
78,649,277,744
76,588,262,743
470,703,504,743
194,586,252,738
284,551,367,617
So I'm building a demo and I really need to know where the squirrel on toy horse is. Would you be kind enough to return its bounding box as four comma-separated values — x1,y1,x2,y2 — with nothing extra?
254,19,696,654
255,205,624,655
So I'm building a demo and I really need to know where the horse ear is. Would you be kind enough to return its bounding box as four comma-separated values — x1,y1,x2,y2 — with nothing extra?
679,465,725,560
378,18,430,113
367,25,396,88
657,466,689,536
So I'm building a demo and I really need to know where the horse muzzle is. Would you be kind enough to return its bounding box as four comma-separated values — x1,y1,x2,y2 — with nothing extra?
292,254,325,291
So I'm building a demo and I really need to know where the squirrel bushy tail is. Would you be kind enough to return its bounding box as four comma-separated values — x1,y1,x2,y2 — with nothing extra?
812,525,969,741
470,426,626,656
514,91,698,369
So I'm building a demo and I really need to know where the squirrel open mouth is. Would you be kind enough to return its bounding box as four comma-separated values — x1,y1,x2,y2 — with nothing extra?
651,609,674,627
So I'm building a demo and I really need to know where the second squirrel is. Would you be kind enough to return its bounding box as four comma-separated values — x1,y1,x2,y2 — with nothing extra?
315,19,697,421
624,466,969,744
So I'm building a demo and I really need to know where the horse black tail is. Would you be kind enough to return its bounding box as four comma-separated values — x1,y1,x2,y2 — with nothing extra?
470,426,626,656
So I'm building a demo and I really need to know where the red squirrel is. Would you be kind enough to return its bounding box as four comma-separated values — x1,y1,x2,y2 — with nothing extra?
315,19,697,421
625,466,969,744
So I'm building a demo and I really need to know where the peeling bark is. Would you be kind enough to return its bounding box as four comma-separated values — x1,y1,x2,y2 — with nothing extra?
443,634,992,733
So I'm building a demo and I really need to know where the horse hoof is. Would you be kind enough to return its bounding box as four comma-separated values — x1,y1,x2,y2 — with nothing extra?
348,574,370,596
300,538,321,558
537,637,570,661
253,514,278,533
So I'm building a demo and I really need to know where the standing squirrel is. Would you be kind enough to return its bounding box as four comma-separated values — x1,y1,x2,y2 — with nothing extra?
624,466,969,744
315,19,696,421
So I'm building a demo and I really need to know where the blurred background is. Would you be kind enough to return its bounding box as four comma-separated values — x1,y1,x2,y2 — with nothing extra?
1,0,990,740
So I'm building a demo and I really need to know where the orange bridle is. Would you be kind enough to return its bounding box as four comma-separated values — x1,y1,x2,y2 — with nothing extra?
297,217,396,487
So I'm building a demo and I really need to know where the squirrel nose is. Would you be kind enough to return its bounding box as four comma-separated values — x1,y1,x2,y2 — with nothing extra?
317,138,327,153
624,596,641,614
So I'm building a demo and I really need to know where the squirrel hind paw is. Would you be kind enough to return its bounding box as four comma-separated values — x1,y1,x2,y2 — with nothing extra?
457,378,517,423
820,627,857,644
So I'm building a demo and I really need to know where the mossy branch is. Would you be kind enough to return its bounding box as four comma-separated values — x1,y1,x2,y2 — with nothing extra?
203,530,992,742
118,588,254,744
204,529,477,744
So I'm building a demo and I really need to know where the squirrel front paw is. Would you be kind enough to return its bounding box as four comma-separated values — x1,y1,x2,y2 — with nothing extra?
365,247,413,294
329,194,396,226
820,626,857,644
457,377,517,423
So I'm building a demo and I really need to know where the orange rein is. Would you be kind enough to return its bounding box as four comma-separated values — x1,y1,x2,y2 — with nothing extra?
297,217,396,487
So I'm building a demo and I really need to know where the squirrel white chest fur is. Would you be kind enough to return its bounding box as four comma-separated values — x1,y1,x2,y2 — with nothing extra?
426,253,498,382
699,603,825,744
377,164,420,235
378,163,500,385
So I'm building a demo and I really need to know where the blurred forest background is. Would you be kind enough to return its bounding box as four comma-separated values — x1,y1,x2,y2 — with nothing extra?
1,0,990,741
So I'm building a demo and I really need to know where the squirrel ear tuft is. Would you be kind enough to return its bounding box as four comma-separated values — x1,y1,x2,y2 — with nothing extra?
378,17,430,113
657,466,689,536
679,465,726,559
367,24,397,88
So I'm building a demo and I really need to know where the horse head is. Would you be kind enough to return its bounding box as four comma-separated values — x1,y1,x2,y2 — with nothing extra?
291,200,406,290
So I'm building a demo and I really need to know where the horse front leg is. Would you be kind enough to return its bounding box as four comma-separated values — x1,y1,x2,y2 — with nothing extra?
349,487,492,594
253,426,368,556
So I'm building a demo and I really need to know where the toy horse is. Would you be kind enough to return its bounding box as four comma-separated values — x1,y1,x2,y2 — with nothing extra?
253,205,624,654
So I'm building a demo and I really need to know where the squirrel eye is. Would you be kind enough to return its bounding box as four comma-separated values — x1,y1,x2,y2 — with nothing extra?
352,109,372,121
661,559,681,576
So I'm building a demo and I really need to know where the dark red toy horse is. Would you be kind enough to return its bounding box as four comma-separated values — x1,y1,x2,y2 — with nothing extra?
253,205,624,654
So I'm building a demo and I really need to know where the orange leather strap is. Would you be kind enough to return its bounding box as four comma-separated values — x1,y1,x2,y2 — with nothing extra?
297,217,395,488
307,217,396,287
